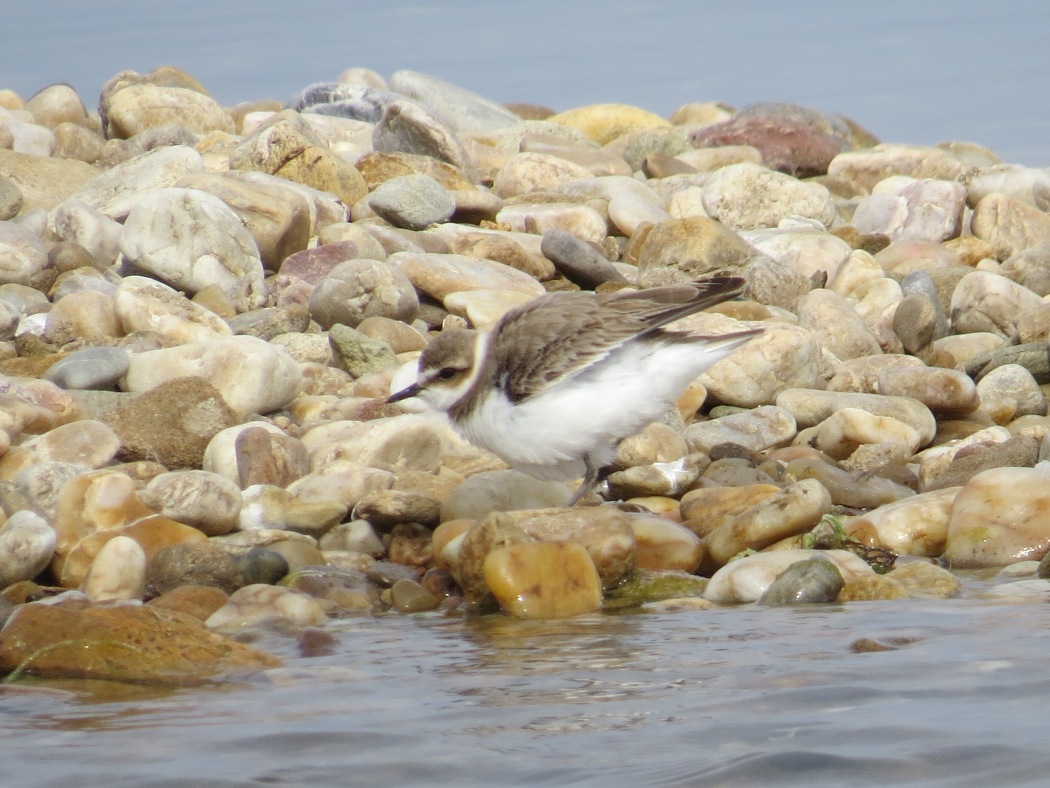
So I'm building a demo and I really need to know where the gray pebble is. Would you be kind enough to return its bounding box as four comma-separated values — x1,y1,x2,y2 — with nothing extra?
43,346,130,390
372,99,477,181
368,174,456,231
965,342,1050,383
759,558,845,606
540,229,626,289
329,323,397,377
235,547,290,586
308,258,418,330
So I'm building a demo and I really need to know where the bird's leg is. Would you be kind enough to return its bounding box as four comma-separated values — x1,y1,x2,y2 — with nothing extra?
566,453,604,506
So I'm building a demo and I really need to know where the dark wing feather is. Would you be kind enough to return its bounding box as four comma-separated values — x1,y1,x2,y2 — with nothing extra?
488,276,746,403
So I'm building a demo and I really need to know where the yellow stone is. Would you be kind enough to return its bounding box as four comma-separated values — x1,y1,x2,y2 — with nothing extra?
548,103,671,146
629,515,703,573
57,515,208,589
483,540,602,619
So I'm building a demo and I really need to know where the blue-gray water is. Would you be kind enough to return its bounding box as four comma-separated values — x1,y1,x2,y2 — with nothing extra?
3,0,1050,166
4,594,1050,787
4,3,1050,785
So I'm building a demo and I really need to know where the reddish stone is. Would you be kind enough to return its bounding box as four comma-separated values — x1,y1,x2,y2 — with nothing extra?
689,115,845,178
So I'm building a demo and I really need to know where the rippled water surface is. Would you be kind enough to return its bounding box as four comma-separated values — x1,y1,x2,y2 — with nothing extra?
4,586,1050,787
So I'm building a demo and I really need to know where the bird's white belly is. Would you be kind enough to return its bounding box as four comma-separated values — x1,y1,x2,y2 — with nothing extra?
455,340,710,481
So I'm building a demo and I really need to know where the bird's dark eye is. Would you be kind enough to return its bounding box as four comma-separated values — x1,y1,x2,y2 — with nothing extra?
437,367,458,380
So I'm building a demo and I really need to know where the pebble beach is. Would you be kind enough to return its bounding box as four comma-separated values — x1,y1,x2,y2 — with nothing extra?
2,64,1050,685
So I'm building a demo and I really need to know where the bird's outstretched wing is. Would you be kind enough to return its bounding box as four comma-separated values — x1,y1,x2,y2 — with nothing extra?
488,276,747,403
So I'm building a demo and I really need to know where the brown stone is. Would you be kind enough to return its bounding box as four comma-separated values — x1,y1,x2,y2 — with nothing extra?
148,584,231,621
235,425,312,488
0,603,279,683
103,377,239,468
689,115,845,178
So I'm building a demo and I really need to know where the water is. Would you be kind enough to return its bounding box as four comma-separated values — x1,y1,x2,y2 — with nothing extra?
3,3,1050,784
2,0,1050,165
4,589,1050,787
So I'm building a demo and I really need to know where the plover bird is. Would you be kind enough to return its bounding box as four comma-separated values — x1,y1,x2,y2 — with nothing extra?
387,276,762,505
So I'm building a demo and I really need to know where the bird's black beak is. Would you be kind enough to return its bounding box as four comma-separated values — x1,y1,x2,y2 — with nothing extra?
386,382,423,404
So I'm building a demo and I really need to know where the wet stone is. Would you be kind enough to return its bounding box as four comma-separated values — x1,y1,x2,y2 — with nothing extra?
0,603,281,683
758,558,845,606
145,542,244,597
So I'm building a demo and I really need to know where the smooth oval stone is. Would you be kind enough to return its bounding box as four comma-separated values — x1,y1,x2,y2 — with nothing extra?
234,547,291,587
796,408,922,460
784,456,915,509
0,420,120,480
845,487,959,557
139,470,242,537
119,187,266,312
758,558,845,606
970,192,1050,259
80,535,146,602
976,363,1047,424
122,335,302,415
951,270,1046,339
702,162,836,230
853,176,966,242
0,510,57,588
887,561,960,598
628,514,703,573
372,99,476,181
704,549,874,604
876,366,978,415
539,228,625,289
114,274,233,343
484,540,603,619
0,603,280,682
308,258,419,330
943,465,1050,568
146,541,244,596
440,470,570,521
776,389,936,445
389,251,545,301
389,577,441,613
368,174,455,231
684,405,796,455
43,346,130,390
703,479,833,570
0,221,48,286
827,144,966,193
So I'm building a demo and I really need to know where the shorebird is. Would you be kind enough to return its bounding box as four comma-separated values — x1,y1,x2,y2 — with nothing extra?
387,276,762,505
